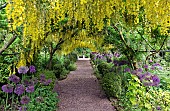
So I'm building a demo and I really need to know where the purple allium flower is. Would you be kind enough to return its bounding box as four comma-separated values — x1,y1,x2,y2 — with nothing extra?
26,86,34,93
151,66,155,70
107,59,112,63
131,70,138,75
32,77,38,84
18,66,29,74
94,56,97,60
149,60,153,63
124,68,131,73
1,84,13,93
137,68,143,73
138,74,145,81
23,80,29,86
43,79,52,85
158,66,163,70
155,63,160,66
144,72,151,76
40,74,46,83
29,65,36,73
23,79,34,86
156,106,161,110
119,60,129,66
151,75,160,86
114,52,120,57
19,106,27,111
8,74,20,84
20,96,30,104
40,74,46,80
144,64,149,69
143,82,152,86
14,84,25,96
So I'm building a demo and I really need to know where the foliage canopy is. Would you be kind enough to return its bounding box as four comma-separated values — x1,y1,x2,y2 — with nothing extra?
3,0,170,67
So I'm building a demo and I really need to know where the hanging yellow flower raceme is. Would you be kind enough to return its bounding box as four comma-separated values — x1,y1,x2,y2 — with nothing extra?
5,0,170,67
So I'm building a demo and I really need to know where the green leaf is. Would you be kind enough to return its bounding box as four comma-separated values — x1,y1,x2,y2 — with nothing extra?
130,97,137,105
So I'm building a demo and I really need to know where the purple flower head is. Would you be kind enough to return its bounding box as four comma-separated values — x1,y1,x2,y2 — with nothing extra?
1,84,13,93
20,96,30,104
26,86,34,93
138,74,146,81
29,65,36,73
43,79,52,85
19,106,27,111
106,53,113,58
158,66,163,70
144,72,151,76
14,84,25,96
23,79,34,86
141,73,160,87
114,52,120,57
18,66,29,74
39,74,46,83
107,59,112,63
151,66,155,70
23,80,29,86
32,77,38,84
155,63,160,66
143,82,152,86
124,68,131,73
156,106,161,110
131,70,138,75
137,68,143,73
144,64,149,69
145,76,151,81
151,75,160,86
8,74,20,84
149,60,153,63
94,56,97,60
40,74,46,80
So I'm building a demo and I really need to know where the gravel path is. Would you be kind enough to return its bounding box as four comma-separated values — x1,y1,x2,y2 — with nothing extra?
56,60,116,111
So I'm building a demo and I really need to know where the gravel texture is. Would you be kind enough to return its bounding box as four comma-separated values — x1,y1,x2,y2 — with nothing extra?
56,60,116,111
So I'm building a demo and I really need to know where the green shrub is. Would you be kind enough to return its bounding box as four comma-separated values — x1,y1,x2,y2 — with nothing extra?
67,63,77,71
53,64,65,78
53,63,71,80
165,52,170,62
59,69,70,80
97,62,113,77
68,52,77,62
63,58,71,70
93,67,102,80
102,72,122,98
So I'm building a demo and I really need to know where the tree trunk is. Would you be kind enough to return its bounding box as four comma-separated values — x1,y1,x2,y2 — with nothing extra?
47,51,53,70
0,35,17,55
46,43,53,70
46,39,64,69
0,3,7,10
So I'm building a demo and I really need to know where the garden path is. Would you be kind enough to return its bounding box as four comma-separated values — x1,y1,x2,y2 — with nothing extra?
55,60,116,111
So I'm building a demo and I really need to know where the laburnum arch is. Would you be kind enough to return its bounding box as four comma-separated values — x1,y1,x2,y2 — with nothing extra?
4,0,170,67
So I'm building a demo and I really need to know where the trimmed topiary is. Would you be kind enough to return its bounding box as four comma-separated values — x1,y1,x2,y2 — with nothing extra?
97,61,112,77
102,72,122,98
